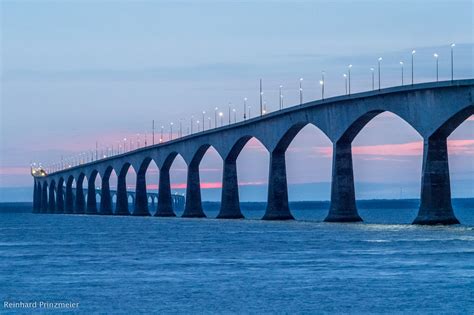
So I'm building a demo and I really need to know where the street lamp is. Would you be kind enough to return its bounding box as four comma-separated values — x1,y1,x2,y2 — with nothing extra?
160,126,164,143
233,108,236,123
279,85,283,110
370,67,374,90
202,111,206,131
348,65,352,95
320,71,325,100
219,112,223,126
152,120,155,145
299,78,303,104
214,107,218,128
411,50,416,85
259,79,263,116
262,101,267,114
451,43,455,81
434,53,439,81
191,115,194,134
400,61,404,85
208,117,211,129
228,103,231,125
197,120,200,132
179,119,183,137
377,57,382,90
343,73,348,94
170,122,173,140
243,98,247,120
123,138,127,152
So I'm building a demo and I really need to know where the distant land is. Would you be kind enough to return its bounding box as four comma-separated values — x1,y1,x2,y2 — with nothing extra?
1,199,473,213
2,180,474,202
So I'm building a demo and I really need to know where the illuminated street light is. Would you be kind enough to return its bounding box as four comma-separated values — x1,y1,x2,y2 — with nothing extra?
123,138,127,152
370,67,374,91
343,73,348,95
348,65,352,95
160,126,164,143
279,85,283,110
219,112,223,126
377,57,382,90
228,103,231,125
233,108,236,123
433,53,439,81
320,71,325,100
411,50,416,85
400,61,404,85
214,107,218,128
259,79,263,116
451,43,455,81
202,111,206,131
170,122,174,140
299,78,303,104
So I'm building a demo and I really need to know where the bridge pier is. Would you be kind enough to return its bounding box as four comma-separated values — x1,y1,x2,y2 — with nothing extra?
48,183,56,213
182,163,206,218
325,141,362,222
32,182,39,213
75,178,85,214
65,180,74,213
86,179,98,214
413,137,459,225
155,168,176,217
41,184,48,213
133,172,150,216
218,157,244,219
263,150,294,220
99,177,113,215
115,174,130,215
56,183,64,213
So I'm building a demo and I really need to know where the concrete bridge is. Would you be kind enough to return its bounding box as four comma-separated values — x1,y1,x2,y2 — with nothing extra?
69,188,185,213
32,80,474,224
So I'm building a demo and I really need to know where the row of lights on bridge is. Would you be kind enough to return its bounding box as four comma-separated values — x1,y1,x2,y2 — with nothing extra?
37,43,458,174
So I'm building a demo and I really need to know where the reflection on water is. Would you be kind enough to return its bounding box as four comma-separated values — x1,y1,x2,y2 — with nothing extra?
0,205,473,313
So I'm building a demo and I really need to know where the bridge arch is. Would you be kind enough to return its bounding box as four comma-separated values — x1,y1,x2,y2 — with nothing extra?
48,180,56,213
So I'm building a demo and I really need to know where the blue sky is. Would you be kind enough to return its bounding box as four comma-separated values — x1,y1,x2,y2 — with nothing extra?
1,0,473,201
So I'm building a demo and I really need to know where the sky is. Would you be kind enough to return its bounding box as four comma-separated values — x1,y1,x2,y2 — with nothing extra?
1,0,473,201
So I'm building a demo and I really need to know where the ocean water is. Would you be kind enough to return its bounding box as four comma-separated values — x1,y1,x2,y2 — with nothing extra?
1,204,473,314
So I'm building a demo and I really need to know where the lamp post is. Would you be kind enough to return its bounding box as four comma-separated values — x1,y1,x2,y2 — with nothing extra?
348,65,352,95
208,117,211,129
233,108,236,123
202,111,206,131
377,57,382,90
299,78,303,104
152,120,155,145
228,103,231,125
243,98,247,120
214,107,218,128
321,71,325,100
191,115,194,134
343,74,348,94
279,85,283,110
160,126,164,143
400,61,404,85
197,120,200,132
170,122,173,140
370,67,374,91
136,133,140,149
123,138,127,152
248,106,251,119
259,79,263,116
179,119,183,137
262,101,266,114
219,112,223,126
411,50,416,85
434,53,439,81
451,43,455,81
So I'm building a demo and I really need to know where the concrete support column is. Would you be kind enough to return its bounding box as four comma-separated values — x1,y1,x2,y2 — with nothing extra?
48,185,56,213
75,180,85,214
99,177,113,215
41,184,48,213
263,150,294,220
115,175,129,215
325,141,362,222
155,168,176,216
86,179,98,214
133,172,150,216
217,158,244,219
56,184,64,213
33,182,39,213
182,163,206,218
65,182,74,214
413,137,459,225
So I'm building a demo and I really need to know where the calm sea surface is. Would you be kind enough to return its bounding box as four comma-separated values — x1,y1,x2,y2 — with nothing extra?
1,205,473,314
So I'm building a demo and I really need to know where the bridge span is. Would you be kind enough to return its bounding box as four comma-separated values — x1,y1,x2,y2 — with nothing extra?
32,80,474,224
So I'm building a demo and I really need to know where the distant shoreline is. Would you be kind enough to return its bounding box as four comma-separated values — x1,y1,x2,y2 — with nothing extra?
1,198,473,213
